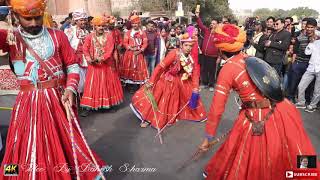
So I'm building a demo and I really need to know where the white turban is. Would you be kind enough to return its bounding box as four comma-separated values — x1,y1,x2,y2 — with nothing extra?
72,8,87,21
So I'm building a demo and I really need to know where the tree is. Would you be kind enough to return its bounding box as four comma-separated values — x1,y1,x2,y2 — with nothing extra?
273,9,287,18
287,7,319,19
199,0,234,23
253,7,319,21
253,8,273,20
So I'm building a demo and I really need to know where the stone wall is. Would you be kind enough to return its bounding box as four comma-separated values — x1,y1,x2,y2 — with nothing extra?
47,0,139,18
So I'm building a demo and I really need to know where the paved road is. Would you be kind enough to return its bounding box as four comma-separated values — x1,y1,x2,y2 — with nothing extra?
0,89,319,180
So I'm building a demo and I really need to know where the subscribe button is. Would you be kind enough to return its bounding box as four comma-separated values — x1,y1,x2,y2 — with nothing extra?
286,169,319,179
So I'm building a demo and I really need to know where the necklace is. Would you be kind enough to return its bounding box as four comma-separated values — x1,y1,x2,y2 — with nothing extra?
180,51,194,81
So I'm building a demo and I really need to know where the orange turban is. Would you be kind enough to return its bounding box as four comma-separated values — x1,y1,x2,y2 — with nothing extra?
9,0,46,17
130,15,140,24
214,24,246,52
91,16,108,26
180,33,196,43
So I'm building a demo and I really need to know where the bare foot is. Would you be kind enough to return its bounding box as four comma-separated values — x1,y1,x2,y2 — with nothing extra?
140,122,149,128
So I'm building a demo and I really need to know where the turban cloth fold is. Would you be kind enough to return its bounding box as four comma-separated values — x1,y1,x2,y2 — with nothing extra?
43,11,53,28
214,24,246,52
9,0,46,17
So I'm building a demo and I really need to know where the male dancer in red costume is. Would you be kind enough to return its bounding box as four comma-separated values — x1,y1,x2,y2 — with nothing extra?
120,15,148,93
80,16,123,116
199,24,319,180
0,0,105,179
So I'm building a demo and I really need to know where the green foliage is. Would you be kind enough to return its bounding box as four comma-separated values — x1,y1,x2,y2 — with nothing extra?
287,7,319,19
252,8,272,20
253,7,319,21
198,0,234,24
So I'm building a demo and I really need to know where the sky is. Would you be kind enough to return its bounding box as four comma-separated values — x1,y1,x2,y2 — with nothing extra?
229,0,320,13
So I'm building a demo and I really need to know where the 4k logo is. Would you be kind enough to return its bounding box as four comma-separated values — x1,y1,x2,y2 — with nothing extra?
4,164,19,176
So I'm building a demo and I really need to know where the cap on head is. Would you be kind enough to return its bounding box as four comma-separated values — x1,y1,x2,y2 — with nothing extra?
72,8,87,21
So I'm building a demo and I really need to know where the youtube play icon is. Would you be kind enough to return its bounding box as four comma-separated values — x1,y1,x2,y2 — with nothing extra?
286,171,294,178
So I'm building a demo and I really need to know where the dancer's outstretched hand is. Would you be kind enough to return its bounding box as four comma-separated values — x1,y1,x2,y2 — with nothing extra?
199,138,210,152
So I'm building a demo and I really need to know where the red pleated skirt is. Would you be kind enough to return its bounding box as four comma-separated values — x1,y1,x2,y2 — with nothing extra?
131,74,207,129
0,88,105,180
80,63,123,109
120,50,149,84
204,99,319,180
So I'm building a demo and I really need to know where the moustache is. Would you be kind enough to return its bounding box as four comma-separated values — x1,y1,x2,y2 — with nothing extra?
24,26,43,35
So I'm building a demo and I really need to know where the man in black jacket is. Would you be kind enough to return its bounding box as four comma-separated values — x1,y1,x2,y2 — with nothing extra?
264,18,291,76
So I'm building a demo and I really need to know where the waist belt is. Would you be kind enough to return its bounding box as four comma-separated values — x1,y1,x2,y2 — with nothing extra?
242,99,271,109
242,99,276,136
20,78,66,91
